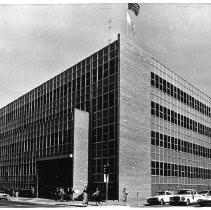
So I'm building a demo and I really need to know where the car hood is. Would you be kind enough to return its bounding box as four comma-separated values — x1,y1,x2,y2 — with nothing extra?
147,196,161,199
172,194,193,197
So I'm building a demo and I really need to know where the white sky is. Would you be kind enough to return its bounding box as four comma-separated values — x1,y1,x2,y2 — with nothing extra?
1,3,211,107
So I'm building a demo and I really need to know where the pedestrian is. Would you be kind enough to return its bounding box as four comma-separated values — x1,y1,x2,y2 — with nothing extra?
82,186,88,207
66,187,75,201
66,187,70,201
122,188,128,205
55,187,60,200
12,190,15,197
70,187,75,201
92,188,101,206
15,191,19,197
31,186,35,198
59,187,65,201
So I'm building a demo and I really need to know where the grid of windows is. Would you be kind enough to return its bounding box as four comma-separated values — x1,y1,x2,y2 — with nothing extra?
151,161,211,179
151,72,211,117
151,131,211,158
89,41,119,195
151,101,211,138
0,40,119,196
150,57,211,187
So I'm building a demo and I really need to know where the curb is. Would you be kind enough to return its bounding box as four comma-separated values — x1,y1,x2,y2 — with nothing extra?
9,197,146,207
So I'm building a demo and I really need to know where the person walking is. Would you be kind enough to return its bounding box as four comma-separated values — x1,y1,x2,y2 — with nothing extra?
92,188,101,206
82,186,88,207
59,187,65,201
55,187,60,200
122,188,128,205
70,187,75,202
66,187,75,201
12,190,15,197
31,186,35,198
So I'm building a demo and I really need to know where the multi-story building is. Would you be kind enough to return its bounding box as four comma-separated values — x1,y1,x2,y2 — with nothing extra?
0,34,211,204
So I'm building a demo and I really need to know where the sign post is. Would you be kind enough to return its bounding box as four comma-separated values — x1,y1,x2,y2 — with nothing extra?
106,174,108,205
103,163,110,206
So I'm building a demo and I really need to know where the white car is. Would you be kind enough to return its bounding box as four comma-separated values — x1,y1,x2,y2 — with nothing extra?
169,189,202,205
146,191,174,205
0,190,10,200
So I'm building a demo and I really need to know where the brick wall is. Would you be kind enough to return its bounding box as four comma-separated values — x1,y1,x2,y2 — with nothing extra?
119,34,152,205
73,109,89,196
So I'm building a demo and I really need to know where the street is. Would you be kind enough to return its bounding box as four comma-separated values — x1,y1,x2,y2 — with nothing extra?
0,199,54,208
0,198,204,208
0,199,59,208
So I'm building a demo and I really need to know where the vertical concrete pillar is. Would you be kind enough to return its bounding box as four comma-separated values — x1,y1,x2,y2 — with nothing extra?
119,35,152,205
73,109,89,195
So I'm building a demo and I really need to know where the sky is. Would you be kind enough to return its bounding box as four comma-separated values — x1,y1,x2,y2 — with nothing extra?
1,3,211,108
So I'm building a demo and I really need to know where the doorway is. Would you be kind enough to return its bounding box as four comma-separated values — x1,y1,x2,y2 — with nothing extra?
37,157,73,198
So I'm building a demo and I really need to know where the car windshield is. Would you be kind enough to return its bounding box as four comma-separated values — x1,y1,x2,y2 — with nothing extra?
177,190,191,195
199,191,208,195
156,192,165,195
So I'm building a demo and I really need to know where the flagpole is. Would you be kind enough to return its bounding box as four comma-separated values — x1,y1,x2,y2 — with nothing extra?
127,3,140,37
126,12,128,38
126,3,128,38
108,19,112,44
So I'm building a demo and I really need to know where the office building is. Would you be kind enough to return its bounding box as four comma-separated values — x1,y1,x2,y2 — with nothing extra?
0,34,211,204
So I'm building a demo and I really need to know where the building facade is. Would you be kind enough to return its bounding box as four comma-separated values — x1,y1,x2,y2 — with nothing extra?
0,34,211,204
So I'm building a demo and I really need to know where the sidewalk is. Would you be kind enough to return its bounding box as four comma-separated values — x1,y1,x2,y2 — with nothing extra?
9,197,146,207
9,197,119,207
9,197,84,207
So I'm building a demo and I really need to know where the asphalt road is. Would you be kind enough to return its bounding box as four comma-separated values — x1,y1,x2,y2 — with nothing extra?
0,199,56,208
0,199,204,208
143,203,201,208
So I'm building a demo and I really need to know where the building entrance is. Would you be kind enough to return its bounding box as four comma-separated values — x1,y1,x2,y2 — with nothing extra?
37,157,73,198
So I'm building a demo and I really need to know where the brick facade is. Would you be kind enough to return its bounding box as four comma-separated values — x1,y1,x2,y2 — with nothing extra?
73,109,89,195
119,35,152,204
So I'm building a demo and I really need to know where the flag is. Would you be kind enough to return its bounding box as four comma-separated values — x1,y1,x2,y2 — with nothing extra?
127,11,135,34
128,3,140,16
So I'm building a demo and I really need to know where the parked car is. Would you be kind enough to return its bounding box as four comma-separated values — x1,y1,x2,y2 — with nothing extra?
146,191,174,205
197,190,211,206
0,190,10,200
169,189,202,205
19,189,33,198
198,190,211,196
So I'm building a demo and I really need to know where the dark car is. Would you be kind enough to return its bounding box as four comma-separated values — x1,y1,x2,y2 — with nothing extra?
19,189,33,198
198,190,211,206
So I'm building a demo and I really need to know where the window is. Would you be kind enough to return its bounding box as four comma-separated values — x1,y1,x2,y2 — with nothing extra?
151,131,155,145
151,101,155,115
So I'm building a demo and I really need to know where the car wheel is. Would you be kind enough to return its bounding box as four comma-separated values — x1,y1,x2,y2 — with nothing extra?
186,199,190,206
200,201,204,207
197,199,202,205
160,199,165,205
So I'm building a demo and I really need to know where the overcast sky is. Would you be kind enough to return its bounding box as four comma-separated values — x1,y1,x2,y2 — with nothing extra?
1,3,211,108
